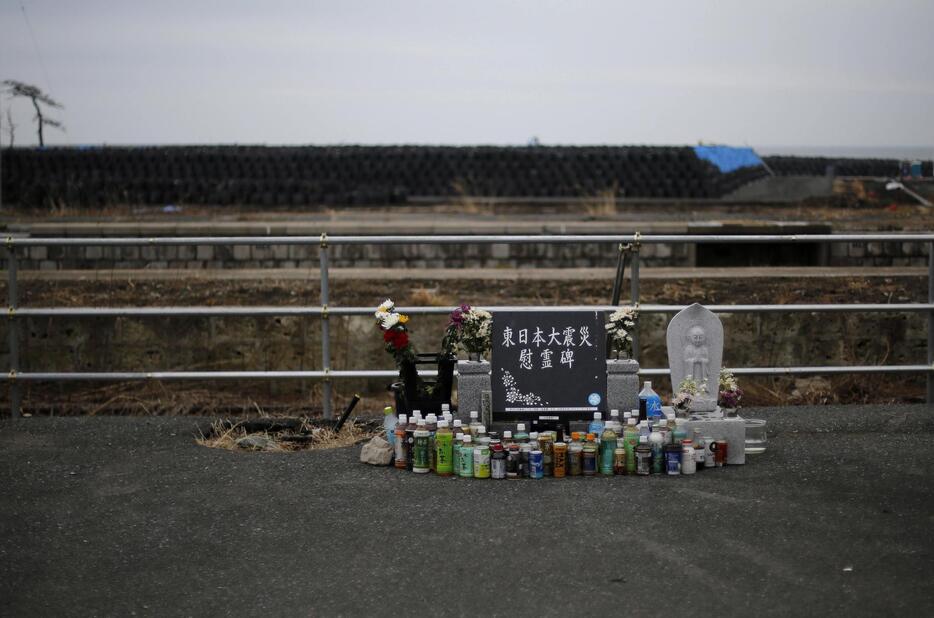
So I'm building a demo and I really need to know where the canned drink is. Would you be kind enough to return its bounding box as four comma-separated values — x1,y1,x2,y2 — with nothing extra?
712,440,728,467
613,448,626,475
552,442,567,478
529,450,544,479
703,436,716,468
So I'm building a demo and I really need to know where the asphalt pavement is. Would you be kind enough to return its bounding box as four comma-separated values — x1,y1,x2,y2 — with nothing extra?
1,405,933,617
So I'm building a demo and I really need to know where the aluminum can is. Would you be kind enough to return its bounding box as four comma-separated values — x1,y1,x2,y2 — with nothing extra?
552,442,567,478
703,436,716,468
529,450,544,479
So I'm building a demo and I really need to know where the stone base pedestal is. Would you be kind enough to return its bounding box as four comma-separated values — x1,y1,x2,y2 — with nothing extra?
665,406,746,464
456,360,491,417
607,359,640,414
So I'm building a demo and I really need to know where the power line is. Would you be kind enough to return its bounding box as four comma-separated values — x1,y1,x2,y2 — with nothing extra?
20,2,54,95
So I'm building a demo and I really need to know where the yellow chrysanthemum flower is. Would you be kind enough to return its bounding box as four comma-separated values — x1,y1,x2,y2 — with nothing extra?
399,314,409,324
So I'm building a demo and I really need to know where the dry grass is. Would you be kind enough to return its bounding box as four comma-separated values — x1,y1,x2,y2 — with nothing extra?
582,184,619,218
196,418,376,452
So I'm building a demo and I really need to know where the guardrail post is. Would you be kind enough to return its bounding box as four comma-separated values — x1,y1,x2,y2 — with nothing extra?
631,234,641,361
928,241,933,404
6,244,22,417
319,235,333,419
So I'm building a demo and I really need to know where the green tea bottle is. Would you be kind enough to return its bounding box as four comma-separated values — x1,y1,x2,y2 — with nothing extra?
458,435,474,478
413,418,430,474
624,418,639,475
435,420,454,476
599,424,618,475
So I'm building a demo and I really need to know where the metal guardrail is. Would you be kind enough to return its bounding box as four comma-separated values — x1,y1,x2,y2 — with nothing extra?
4,233,934,418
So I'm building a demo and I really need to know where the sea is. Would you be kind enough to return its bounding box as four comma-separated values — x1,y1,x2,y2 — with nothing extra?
755,145,933,161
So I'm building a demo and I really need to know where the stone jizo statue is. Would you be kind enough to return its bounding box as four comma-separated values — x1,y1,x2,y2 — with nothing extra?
683,324,710,384
666,303,722,413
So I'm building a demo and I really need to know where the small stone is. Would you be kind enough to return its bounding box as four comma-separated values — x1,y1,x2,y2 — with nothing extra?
236,435,277,451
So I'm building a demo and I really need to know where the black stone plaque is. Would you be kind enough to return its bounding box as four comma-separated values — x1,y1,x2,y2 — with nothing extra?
491,310,607,420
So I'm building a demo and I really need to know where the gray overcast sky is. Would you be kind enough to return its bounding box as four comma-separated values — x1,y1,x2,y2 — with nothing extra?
1,0,932,150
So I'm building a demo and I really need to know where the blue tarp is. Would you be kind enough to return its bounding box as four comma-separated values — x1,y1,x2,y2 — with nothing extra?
693,146,763,173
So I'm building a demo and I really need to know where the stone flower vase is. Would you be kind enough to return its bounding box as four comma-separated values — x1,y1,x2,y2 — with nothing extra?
456,357,491,417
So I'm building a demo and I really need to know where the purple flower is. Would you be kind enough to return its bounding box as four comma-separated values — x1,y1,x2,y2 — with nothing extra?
449,305,467,327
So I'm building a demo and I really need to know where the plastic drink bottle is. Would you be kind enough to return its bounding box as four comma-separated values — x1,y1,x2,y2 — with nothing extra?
624,418,639,475
383,406,398,446
519,443,531,477
393,414,408,469
468,411,481,436
568,434,583,476
609,410,621,433
514,423,529,444
680,438,696,475
582,434,597,476
528,432,540,452
452,420,464,440
502,430,513,449
599,424,618,475
672,419,687,446
404,414,418,472
490,440,507,479
649,430,663,473
639,381,663,421
636,436,652,475
435,420,454,476
458,435,474,478
453,434,463,473
426,414,438,471
473,441,491,479
413,419,430,474
588,412,605,439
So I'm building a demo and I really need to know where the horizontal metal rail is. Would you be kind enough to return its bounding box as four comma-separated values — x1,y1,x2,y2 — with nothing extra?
4,232,933,414
5,233,934,247
4,365,932,382
11,303,934,318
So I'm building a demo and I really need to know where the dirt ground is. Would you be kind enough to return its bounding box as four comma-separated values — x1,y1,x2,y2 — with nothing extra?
2,271,928,416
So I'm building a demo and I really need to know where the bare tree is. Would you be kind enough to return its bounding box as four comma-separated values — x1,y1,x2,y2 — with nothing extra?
3,107,15,148
2,80,64,147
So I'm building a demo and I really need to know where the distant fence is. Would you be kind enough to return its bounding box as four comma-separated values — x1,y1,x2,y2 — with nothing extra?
4,233,934,417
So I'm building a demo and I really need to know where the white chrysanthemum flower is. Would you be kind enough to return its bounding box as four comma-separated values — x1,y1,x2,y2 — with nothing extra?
377,299,394,313
380,313,400,329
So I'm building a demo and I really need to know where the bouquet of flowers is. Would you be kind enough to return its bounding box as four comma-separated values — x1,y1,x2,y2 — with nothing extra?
443,303,492,359
672,375,707,413
374,299,415,367
605,306,638,358
718,368,744,409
